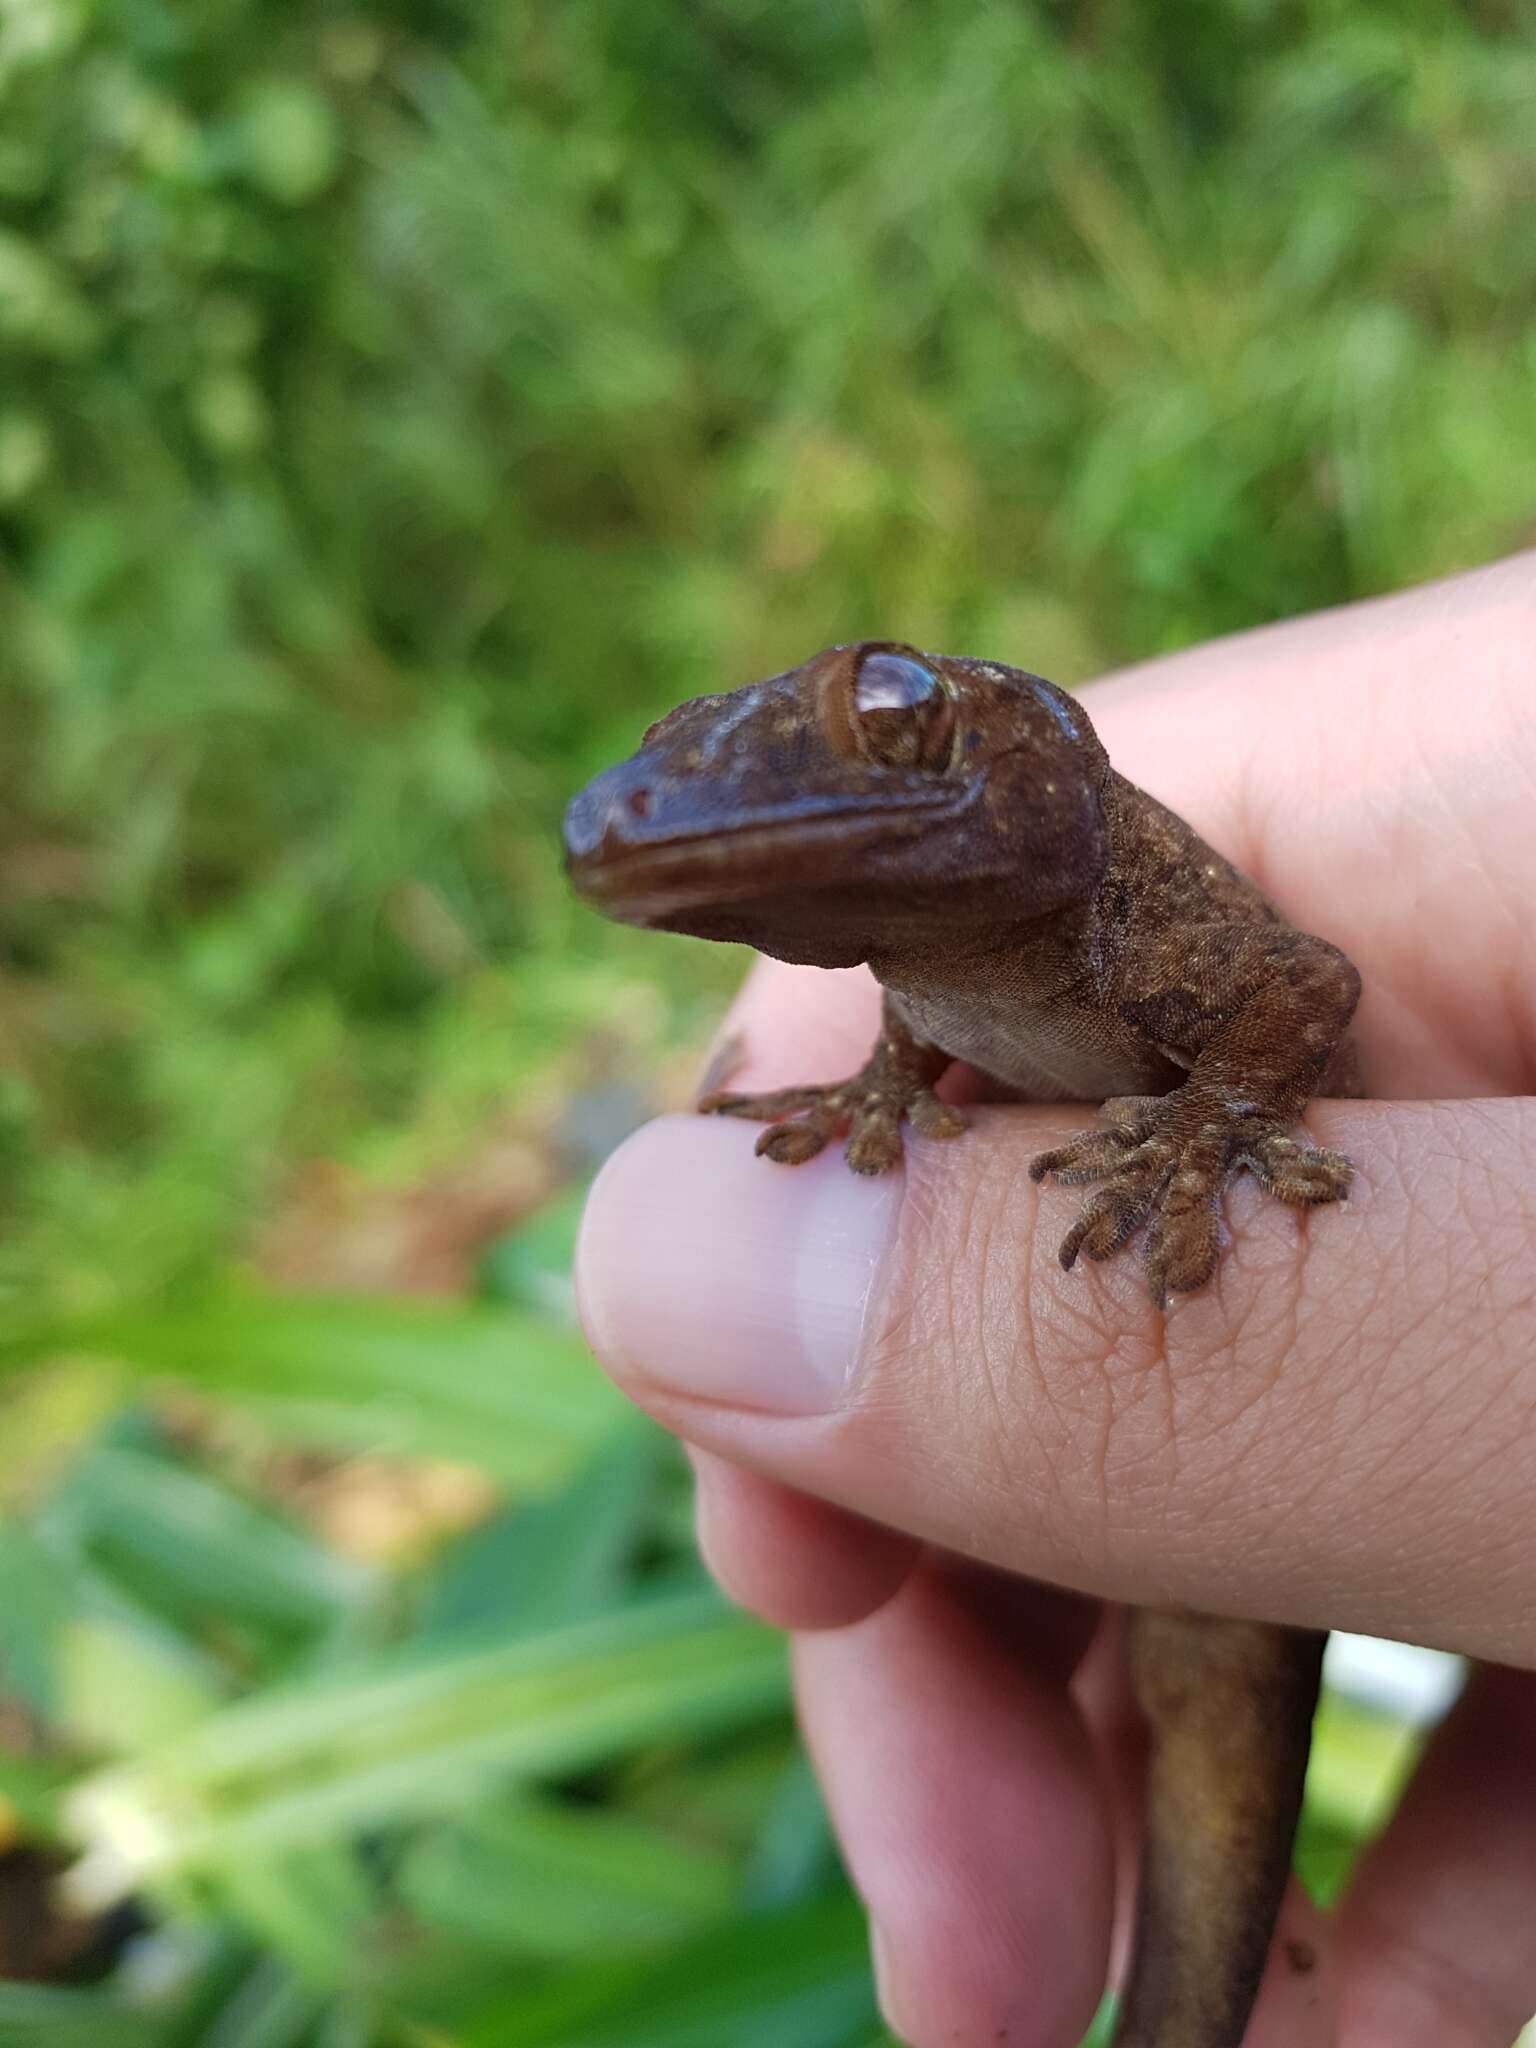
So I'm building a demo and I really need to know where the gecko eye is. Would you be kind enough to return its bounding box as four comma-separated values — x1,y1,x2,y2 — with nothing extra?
851,652,956,770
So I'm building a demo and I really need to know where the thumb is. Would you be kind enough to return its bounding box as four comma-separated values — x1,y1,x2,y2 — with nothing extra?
575,983,1536,1665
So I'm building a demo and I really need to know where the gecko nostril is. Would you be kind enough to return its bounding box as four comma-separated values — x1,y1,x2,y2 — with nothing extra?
627,786,654,820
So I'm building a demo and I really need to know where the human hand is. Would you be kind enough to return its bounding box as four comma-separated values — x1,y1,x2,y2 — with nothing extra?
576,553,1536,2047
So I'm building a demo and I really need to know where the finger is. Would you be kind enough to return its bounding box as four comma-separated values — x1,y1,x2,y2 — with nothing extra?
1243,1886,1338,2048
576,1096,1536,1662
701,957,884,1093
690,1449,920,1629
792,1557,1112,2048
1332,1663,1536,2046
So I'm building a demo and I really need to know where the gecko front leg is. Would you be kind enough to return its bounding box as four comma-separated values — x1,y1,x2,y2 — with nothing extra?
700,996,964,1174
1030,926,1361,1305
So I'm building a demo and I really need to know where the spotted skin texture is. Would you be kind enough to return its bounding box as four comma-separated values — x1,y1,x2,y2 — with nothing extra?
564,642,1364,2048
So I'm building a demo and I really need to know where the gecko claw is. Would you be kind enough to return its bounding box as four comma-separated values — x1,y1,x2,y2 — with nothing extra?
1034,1103,1348,1307
701,1058,963,1178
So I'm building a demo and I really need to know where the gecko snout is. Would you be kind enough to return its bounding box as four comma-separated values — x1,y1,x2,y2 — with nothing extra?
562,759,670,890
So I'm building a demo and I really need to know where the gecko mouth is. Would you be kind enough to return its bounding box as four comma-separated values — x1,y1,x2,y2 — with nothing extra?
564,793,969,925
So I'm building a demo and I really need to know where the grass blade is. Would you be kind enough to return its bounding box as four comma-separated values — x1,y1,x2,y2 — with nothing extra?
456,1891,878,2048
2,1296,622,1489
67,1594,786,1899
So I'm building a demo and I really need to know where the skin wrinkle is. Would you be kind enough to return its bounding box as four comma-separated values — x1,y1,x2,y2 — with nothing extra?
962,1105,1531,1646
1193,1221,1310,1442
1408,1300,1517,1486
1163,1328,1322,1562
858,1177,1007,1543
1462,1538,1536,1661
1435,1448,1536,1638
1315,1136,1531,1631
1040,1232,1129,1396
883,1153,979,1469
1075,1330,1145,1549
901,1133,1170,1565
1001,1151,1062,1466
1340,1370,1482,1585
1343,1905,1530,2048
1395,780,1510,1096
1280,1299,1394,1529
833,1099,1536,1650
1048,1276,1180,1526
961,1150,1019,1486
1162,1390,1275,1540
994,1162,1125,1545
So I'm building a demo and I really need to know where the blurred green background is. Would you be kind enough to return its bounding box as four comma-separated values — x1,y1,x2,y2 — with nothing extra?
1,1,1532,2042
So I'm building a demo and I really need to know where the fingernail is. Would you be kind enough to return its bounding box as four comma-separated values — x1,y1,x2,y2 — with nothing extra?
575,1114,902,1413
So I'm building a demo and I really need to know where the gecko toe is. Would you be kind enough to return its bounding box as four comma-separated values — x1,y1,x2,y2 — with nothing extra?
908,1092,967,1141
1244,1130,1353,1206
701,1084,829,1120
1032,1127,1138,1184
701,1038,961,1176
1042,1094,1355,1306
844,1108,903,1173
756,1116,836,1164
1058,1164,1171,1269
1143,1203,1222,1306
1100,1094,1162,1134
1031,1098,1162,1186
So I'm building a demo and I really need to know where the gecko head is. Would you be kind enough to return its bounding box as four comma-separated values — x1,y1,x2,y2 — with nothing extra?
563,643,1112,966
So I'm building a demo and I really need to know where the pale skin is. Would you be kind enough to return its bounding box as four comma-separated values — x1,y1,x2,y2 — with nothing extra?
575,553,1536,2048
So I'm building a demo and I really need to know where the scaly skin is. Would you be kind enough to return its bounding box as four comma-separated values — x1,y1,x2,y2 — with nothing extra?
564,641,1362,2048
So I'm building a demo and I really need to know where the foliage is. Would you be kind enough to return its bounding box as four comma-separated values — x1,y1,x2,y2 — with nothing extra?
0,1259,874,2045
3,0,1535,1318
1,0,1532,2041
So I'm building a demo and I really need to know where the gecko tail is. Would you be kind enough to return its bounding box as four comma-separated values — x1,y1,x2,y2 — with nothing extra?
1111,1611,1326,2048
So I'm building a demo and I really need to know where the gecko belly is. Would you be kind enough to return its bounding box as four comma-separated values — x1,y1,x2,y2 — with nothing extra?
889,984,1181,1104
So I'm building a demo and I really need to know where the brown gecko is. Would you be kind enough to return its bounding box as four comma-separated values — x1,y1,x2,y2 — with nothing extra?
563,641,1362,2048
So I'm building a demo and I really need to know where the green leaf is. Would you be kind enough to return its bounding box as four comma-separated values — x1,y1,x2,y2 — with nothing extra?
67,1594,786,1899
399,1792,736,1957
58,1612,220,1752
416,1419,664,1640
233,84,339,206
0,1750,74,1837
1305,1690,1423,1834
458,1891,878,2048
0,1986,164,2048
742,1753,837,1910
0,1511,223,1744
478,1186,587,1317
0,1518,75,1714
164,1957,329,2048
45,1444,376,1639
204,1844,379,1988
3,1296,622,1489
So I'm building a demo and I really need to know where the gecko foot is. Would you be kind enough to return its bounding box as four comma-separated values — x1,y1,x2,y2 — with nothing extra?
1030,1099,1352,1307
700,1071,965,1174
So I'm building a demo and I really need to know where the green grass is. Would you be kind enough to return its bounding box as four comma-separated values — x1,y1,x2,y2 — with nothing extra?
2,0,1532,2039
